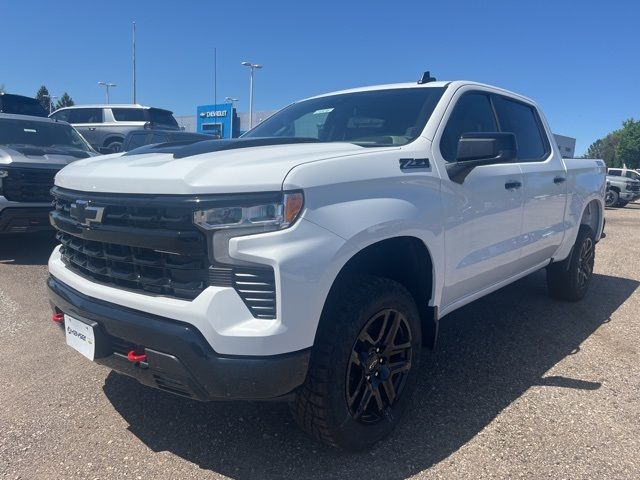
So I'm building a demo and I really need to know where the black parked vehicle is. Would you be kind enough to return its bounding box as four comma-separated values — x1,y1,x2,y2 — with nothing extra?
0,93,48,117
122,130,211,152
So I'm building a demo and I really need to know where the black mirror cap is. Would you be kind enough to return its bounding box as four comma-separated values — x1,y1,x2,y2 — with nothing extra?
446,133,518,184
456,132,517,164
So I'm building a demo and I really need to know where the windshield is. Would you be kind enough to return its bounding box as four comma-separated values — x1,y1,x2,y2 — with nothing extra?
244,87,446,147
0,118,94,153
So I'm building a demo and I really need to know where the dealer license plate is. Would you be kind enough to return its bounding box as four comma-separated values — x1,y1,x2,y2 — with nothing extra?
64,314,95,361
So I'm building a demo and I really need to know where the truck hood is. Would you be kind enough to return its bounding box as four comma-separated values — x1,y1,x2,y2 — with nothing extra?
54,142,369,194
0,145,89,168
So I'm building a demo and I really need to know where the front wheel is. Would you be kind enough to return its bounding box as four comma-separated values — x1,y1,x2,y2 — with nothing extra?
547,225,595,301
605,189,618,208
291,275,421,450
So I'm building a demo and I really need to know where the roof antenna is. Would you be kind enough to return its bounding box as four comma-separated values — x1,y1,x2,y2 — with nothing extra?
418,71,436,84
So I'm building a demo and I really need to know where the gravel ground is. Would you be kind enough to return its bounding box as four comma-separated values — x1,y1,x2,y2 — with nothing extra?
0,205,638,479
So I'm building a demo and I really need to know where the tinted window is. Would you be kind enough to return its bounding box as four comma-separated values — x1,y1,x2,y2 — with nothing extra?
245,87,446,147
608,170,621,177
112,108,146,122
440,93,497,162
68,108,102,124
50,109,70,122
150,133,168,143
493,96,548,161
125,133,149,150
148,108,178,128
0,94,48,117
623,171,640,180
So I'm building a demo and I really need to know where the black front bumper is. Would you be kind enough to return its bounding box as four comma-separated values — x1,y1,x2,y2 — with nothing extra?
0,206,53,234
47,276,310,401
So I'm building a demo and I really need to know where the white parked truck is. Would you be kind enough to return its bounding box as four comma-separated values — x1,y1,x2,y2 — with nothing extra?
47,75,606,450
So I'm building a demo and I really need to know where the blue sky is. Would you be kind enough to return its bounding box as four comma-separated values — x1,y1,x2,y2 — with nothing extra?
2,0,638,154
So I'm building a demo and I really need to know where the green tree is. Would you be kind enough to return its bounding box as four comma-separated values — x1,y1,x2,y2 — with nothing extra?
36,85,51,113
615,119,640,169
585,130,622,167
54,92,74,110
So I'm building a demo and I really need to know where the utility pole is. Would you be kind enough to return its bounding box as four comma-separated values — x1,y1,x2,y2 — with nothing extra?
214,47,217,107
132,21,137,104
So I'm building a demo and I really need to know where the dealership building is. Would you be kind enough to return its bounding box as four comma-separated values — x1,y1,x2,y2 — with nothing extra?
175,103,276,138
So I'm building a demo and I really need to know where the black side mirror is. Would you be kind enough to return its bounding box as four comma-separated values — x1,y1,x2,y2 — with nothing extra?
446,132,517,183
98,146,114,155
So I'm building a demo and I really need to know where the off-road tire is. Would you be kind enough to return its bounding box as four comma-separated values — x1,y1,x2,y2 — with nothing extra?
291,275,422,450
547,225,595,301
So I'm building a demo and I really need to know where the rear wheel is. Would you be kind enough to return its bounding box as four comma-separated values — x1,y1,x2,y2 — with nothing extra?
617,200,628,208
105,140,123,153
547,225,595,301
291,275,421,450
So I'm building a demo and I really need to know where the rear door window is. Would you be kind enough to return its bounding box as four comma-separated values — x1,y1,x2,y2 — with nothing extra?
440,93,498,162
492,96,549,162
68,108,103,124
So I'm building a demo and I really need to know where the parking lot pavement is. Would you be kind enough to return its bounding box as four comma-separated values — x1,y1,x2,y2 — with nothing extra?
1,207,639,480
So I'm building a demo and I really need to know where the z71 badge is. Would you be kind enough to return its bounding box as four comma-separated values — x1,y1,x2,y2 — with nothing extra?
399,158,430,170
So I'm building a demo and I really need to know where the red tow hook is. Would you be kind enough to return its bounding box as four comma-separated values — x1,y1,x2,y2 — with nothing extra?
127,350,148,363
52,313,64,323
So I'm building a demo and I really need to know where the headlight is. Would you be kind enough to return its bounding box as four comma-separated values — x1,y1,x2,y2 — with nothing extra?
626,182,633,191
193,191,304,265
193,192,304,231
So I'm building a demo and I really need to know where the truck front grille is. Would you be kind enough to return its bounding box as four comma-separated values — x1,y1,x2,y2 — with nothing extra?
53,195,193,230
51,187,277,316
58,232,209,300
2,167,57,202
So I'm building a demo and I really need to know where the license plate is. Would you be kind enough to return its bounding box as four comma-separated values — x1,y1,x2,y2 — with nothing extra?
64,314,95,361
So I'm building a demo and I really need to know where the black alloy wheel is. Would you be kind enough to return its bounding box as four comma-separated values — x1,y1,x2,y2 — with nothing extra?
346,308,412,423
577,235,595,289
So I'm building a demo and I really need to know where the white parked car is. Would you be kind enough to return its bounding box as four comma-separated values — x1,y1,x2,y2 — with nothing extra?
47,75,606,449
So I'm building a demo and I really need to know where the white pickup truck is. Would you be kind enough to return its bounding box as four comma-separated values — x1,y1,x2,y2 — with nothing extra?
47,75,606,450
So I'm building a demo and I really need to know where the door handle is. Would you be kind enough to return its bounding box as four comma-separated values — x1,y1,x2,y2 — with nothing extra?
88,127,96,131
505,181,522,190
554,176,566,184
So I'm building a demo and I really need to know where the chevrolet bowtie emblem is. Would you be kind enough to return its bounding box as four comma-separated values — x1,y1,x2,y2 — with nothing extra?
69,200,105,227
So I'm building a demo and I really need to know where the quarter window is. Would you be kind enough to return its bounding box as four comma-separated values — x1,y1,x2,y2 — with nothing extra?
112,108,146,122
440,93,497,162
493,96,549,161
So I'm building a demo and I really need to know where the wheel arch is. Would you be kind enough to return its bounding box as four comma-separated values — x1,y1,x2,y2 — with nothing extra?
580,198,603,240
318,236,439,349
103,135,125,147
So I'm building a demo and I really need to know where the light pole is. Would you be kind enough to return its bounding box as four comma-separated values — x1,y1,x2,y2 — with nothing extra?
224,96,239,107
42,94,58,114
241,61,262,129
98,82,117,104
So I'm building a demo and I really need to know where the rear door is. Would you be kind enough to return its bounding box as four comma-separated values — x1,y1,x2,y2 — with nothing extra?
493,95,568,267
67,108,104,147
435,89,525,308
